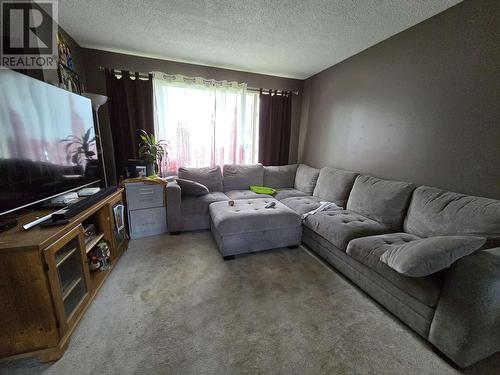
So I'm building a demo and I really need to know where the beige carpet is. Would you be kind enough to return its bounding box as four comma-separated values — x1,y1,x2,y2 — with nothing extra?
1,231,499,375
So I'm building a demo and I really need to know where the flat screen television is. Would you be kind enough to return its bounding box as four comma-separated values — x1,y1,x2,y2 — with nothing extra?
0,69,101,216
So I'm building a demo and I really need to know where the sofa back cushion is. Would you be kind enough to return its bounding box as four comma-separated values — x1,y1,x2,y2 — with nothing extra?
263,164,298,188
294,164,320,195
313,167,358,207
404,186,500,244
178,166,223,192
223,164,264,192
346,175,415,230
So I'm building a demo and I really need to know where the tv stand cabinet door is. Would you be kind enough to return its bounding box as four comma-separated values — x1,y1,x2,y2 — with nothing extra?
0,248,60,359
43,225,91,337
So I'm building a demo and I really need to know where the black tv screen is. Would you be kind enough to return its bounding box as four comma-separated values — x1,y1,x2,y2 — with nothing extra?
0,69,101,215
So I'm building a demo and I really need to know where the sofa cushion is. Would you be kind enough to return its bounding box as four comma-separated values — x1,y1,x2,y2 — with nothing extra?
178,166,223,192
380,236,486,277
304,210,392,250
209,198,301,235
346,233,444,307
294,164,320,195
280,196,323,215
176,178,209,196
263,164,298,188
404,186,500,245
274,188,308,200
346,175,415,231
223,164,264,192
225,190,273,200
313,167,358,207
181,192,229,216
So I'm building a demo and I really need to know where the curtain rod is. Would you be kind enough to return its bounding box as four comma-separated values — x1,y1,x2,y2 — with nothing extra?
98,66,299,96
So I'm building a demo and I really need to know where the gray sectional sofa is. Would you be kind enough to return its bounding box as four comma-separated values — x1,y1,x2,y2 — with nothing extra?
166,163,500,368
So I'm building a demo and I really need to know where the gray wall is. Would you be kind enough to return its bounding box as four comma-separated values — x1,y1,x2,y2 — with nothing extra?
299,0,500,199
83,49,303,183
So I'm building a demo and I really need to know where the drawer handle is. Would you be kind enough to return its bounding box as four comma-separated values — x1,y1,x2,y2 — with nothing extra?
139,188,155,195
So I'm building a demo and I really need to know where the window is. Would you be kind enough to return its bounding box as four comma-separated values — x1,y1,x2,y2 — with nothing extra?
153,73,259,174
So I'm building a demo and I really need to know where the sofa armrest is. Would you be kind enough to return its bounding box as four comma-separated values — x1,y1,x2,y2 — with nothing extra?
429,247,500,367
166,181,182,233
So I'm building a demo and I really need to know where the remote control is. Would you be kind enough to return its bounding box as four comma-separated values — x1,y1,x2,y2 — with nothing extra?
39,219,70,227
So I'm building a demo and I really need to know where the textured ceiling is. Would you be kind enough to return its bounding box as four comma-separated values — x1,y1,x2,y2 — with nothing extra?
58,0,461,79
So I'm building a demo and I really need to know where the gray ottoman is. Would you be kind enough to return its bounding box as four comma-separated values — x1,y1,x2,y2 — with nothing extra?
209,198,302,259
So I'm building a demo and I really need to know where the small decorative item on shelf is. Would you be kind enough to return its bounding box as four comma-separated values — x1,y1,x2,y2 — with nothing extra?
87,247,101,271
87,240,110,272
87,250,101,271
137,129,169,176
96,241,110,271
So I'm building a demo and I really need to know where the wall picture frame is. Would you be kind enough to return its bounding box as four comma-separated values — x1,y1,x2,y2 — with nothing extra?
57,32,74,69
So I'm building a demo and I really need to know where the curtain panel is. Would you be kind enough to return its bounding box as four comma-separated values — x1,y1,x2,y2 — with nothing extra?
153,72,259,173
104,69,154,178
258,90,292,166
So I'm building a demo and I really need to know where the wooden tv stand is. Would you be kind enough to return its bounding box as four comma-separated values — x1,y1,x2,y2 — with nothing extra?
0,189,128,363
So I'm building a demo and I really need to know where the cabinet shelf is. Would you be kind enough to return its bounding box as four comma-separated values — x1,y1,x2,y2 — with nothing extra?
85,233,104,253
61,277,82,300
55,247,77,268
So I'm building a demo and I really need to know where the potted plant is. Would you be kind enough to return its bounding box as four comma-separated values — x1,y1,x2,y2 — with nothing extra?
137,129,168,176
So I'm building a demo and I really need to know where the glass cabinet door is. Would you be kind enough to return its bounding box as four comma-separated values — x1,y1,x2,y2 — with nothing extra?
44,225,91,334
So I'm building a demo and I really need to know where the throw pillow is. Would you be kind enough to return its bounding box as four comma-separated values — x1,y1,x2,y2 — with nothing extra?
176,178,209,196
380,236,486,277
249,185,277,195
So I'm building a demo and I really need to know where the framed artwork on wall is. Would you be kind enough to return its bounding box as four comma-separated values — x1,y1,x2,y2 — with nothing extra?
58,63,81,94
57,32,74,69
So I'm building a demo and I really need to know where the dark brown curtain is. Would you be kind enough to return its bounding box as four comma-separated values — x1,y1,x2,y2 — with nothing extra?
258,90,292,166
105,69,154,178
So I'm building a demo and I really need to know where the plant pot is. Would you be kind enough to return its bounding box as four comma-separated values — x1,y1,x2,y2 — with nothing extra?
146,162,156,176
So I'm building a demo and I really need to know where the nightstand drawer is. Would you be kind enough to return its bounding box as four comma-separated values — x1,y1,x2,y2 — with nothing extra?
128,207,167,239
125,183,165,210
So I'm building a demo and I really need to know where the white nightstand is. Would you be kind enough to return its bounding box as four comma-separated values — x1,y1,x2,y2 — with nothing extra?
125,182,167,239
